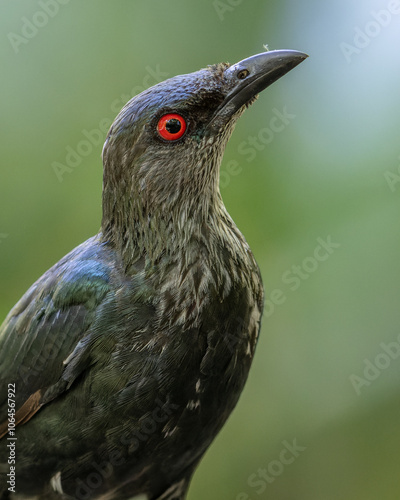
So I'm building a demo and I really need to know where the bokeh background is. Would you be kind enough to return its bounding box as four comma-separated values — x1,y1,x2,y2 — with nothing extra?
1,1,400,499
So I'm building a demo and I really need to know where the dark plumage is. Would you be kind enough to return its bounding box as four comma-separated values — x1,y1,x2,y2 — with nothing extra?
0,50,307,500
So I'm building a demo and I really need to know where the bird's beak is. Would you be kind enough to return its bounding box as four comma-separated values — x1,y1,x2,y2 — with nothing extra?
210,49,308,128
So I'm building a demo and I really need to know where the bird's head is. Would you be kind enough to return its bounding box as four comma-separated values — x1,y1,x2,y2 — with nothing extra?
101,50,307,258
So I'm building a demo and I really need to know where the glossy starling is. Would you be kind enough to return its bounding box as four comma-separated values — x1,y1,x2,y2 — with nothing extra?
0,50,307,500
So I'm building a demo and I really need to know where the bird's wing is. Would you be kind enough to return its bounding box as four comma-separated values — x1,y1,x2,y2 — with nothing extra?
0,235,118,437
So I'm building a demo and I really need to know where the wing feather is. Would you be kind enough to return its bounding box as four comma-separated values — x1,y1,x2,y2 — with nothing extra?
0,236,118,435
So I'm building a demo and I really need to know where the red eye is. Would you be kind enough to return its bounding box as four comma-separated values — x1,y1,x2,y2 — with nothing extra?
157,113,187,141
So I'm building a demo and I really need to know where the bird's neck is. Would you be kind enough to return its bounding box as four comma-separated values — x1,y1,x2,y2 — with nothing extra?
101,184,233,266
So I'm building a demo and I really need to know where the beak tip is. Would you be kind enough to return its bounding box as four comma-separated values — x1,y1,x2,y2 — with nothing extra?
295,50,309,62
274,49,309,66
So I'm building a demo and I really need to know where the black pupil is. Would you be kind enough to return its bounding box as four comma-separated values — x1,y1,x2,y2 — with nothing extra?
166,118,182,134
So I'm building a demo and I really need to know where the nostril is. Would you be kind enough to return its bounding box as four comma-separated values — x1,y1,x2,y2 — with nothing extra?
237,69,250,80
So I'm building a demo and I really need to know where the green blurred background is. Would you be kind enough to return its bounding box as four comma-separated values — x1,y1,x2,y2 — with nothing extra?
1,1,400,498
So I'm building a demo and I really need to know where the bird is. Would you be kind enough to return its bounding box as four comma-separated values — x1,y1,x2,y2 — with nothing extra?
0,49,307,500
